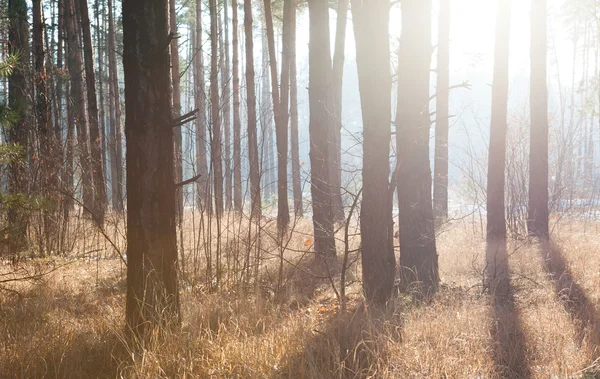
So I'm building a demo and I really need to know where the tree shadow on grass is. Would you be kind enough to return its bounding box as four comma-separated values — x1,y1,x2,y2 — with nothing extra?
539,239,600,349
487,240,532,378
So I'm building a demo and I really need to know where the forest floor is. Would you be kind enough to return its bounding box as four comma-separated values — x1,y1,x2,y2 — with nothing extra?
1,217,600,378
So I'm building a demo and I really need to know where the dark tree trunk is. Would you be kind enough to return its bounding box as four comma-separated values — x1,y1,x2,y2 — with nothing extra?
528,0,549,239
352,0,395,304
210,0,224,215
486,0,511,242
232,0,242,212
107,0,123,212
244,0,262,219
290,3,302,217
195,0,211,213
433,0,450,220
263,0,291,234
65,0,94,212
79,0,107,222
170,0,184,221
96,0,108,193
396,0,439,293
331,0,349,223
308,0,336,259
222,0,232,210
123,0,180,338
7,0,29,254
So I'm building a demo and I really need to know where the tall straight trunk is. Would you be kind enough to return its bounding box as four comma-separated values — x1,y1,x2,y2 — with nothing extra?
232,0,242,211
396,0,439,293
107,0,123,212
260,33,274,199
352,0,395,304
79,0,107,222
331,0,349,223
170,0,183,220
65,0,94,211
55,0,64,144
528,0,549,238
433,0,450,220
210,0,224,215
96,0,107,190
308,0,336,259
34,0,58,253
244,0,262,218
222,0,232,210
123,0,180,338
486,0,511,242
290,3,302,217
195,0,210,213
7,0,29,254
263,0,291,233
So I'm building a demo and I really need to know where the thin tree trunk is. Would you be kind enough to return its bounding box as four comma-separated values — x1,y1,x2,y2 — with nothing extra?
331,0,349,223
123,0,180,338
352,0,395,304
308,0,336,260
210,0,224,215
528,0,549,238
290,3,302,217
65,0,94,212
107,0,123,212
244,0,262,219
170,0,184,221
79,0,107,222
232,0,242,211
396,0,439,293
433,0,450,220
486,0,511,242
195,0,210,213
222,0,232,210
96,0,107,193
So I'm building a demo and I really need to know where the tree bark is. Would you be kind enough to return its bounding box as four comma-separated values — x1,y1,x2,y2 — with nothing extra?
222,0,233,210
331,0,349,223
433,0,450,220
528,0,549,238
486,0,511,242
210,0,224,215
308,0,336,259
79,0,107,222
123,0,180,338
232,0,242,212
290,3,302,217
65,0,94,213
352,0,395,304
396,0,439,293
244,0,262,219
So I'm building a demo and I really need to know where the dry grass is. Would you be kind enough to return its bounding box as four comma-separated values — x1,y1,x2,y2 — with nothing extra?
2,218,600,378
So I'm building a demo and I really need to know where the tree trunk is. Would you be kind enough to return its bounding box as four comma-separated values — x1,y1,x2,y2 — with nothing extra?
528,0,549,238
222,0,232,210
263,0,291,233
195,0,211,213
331,0,349,223
232,0,242,212
107,0,123,212
433,0,450,220
308,0,336,259
96,0,108,193
396,0,439,293
123,0,180,338
170,0,184,221
65,0,94,213
210,0,224,215
244,0,262,219
486,0,511,242
352,0,395,304
290,3,302,217
79,0,107,222
7,0,29,254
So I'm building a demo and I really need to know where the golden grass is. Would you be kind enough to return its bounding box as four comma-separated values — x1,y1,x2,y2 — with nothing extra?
2,218,600,378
